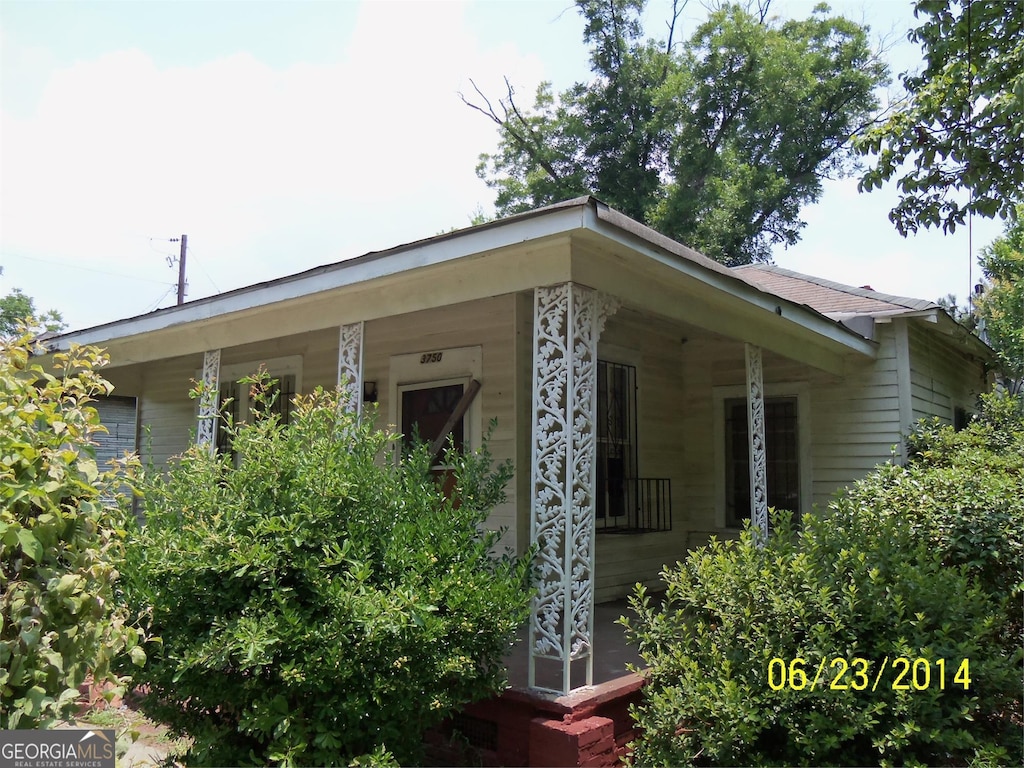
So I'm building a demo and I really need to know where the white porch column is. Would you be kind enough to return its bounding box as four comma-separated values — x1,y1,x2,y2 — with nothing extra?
337,322,364,413
745,343,768,541
196,349,221,453
528,282,618,693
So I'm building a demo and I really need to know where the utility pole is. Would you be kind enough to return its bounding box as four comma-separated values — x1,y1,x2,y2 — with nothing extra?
176,234,188,305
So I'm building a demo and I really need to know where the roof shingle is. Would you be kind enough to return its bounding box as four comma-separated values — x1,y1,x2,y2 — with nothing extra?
732,264,937,317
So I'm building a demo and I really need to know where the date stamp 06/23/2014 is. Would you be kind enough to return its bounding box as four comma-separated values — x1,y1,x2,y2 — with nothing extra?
767,657,972,692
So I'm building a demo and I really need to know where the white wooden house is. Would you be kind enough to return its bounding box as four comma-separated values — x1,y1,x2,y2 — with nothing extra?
53,197,992,703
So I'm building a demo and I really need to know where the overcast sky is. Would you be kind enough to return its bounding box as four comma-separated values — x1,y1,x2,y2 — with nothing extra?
0,0,1005,332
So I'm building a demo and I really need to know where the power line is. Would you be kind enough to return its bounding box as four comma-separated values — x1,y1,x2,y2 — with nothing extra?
142,284,177,314
0,251,170,283
186,244,221,293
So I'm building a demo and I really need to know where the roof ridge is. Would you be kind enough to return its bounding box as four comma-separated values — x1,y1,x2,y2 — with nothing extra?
734,264,936,312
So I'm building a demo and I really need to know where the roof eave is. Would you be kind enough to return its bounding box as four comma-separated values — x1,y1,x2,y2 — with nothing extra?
50,196,877,363
587,202,877,359
48,200,595,351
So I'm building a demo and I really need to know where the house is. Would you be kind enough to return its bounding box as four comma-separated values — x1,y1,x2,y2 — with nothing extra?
49,196,992,763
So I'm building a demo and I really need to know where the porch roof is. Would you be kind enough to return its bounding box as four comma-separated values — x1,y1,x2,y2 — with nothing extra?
47,197,879,369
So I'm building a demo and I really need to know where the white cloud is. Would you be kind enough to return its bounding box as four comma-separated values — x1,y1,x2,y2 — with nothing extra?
0,1,549,329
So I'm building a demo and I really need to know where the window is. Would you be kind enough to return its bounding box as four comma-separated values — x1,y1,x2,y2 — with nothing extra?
723,395,800,527
216,374,296,454
593,359,672,533
198,355,302,455
93,395,138,464
954,406,970,431
596,361,637,523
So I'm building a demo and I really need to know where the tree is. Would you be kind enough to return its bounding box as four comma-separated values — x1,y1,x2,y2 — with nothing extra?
1,332,143,728
857,0,1023,236
0,268,65,336
975,206,1024,393
466,0,888,265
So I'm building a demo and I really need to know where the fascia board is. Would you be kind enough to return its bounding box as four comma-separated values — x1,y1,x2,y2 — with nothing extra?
872,309,939,323
50,205,588,351
836,308,992,361
582,204,877,358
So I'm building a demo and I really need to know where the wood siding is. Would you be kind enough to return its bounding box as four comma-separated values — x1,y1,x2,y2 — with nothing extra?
907,321,987,423
805,324,902,507
109,290,986,606
136,354,204,467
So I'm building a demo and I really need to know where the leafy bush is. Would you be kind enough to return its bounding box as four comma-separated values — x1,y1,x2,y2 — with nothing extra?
623,397,1024,766
624,511,1019,766
122,377,531,767
869,393,1024,647
1,331,142,728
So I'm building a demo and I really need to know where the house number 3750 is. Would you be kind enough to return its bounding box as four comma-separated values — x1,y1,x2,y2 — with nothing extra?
420,352,443,364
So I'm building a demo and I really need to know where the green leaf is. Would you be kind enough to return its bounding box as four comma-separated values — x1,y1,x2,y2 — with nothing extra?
78,458,99,483
129,646,146,667
17,528,42,562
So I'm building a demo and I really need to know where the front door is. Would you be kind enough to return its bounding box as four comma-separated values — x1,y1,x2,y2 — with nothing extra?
399,379,467,494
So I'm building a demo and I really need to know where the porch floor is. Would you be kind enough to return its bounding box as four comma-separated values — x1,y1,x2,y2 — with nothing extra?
504,597,646,693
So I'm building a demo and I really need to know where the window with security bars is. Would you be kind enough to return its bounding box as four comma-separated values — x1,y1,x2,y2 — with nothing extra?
596,361,637,523
594,360,672,533
724,396,799,527
215,374,296,455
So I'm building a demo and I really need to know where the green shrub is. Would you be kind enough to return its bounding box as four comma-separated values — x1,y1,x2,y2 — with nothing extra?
1,331,143,728
623,394,1024,766
122,377,531,767
624,509,1019,766
896,393,1024,617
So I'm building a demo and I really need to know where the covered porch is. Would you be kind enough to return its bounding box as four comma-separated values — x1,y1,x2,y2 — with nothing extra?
132,272,873,703
516,268,874,697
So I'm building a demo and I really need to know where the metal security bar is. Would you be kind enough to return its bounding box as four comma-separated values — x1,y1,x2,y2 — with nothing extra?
596,477,672,533
636,477,672,532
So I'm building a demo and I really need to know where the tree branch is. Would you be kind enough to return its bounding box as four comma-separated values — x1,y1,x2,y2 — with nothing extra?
662,0,685,54
459,77,563,184
458,79,504,127
502,78,563,182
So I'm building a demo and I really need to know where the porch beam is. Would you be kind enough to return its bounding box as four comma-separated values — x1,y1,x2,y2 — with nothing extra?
745,343,768,541
337,322,364,413
196,349,221,453
528,282,618,694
